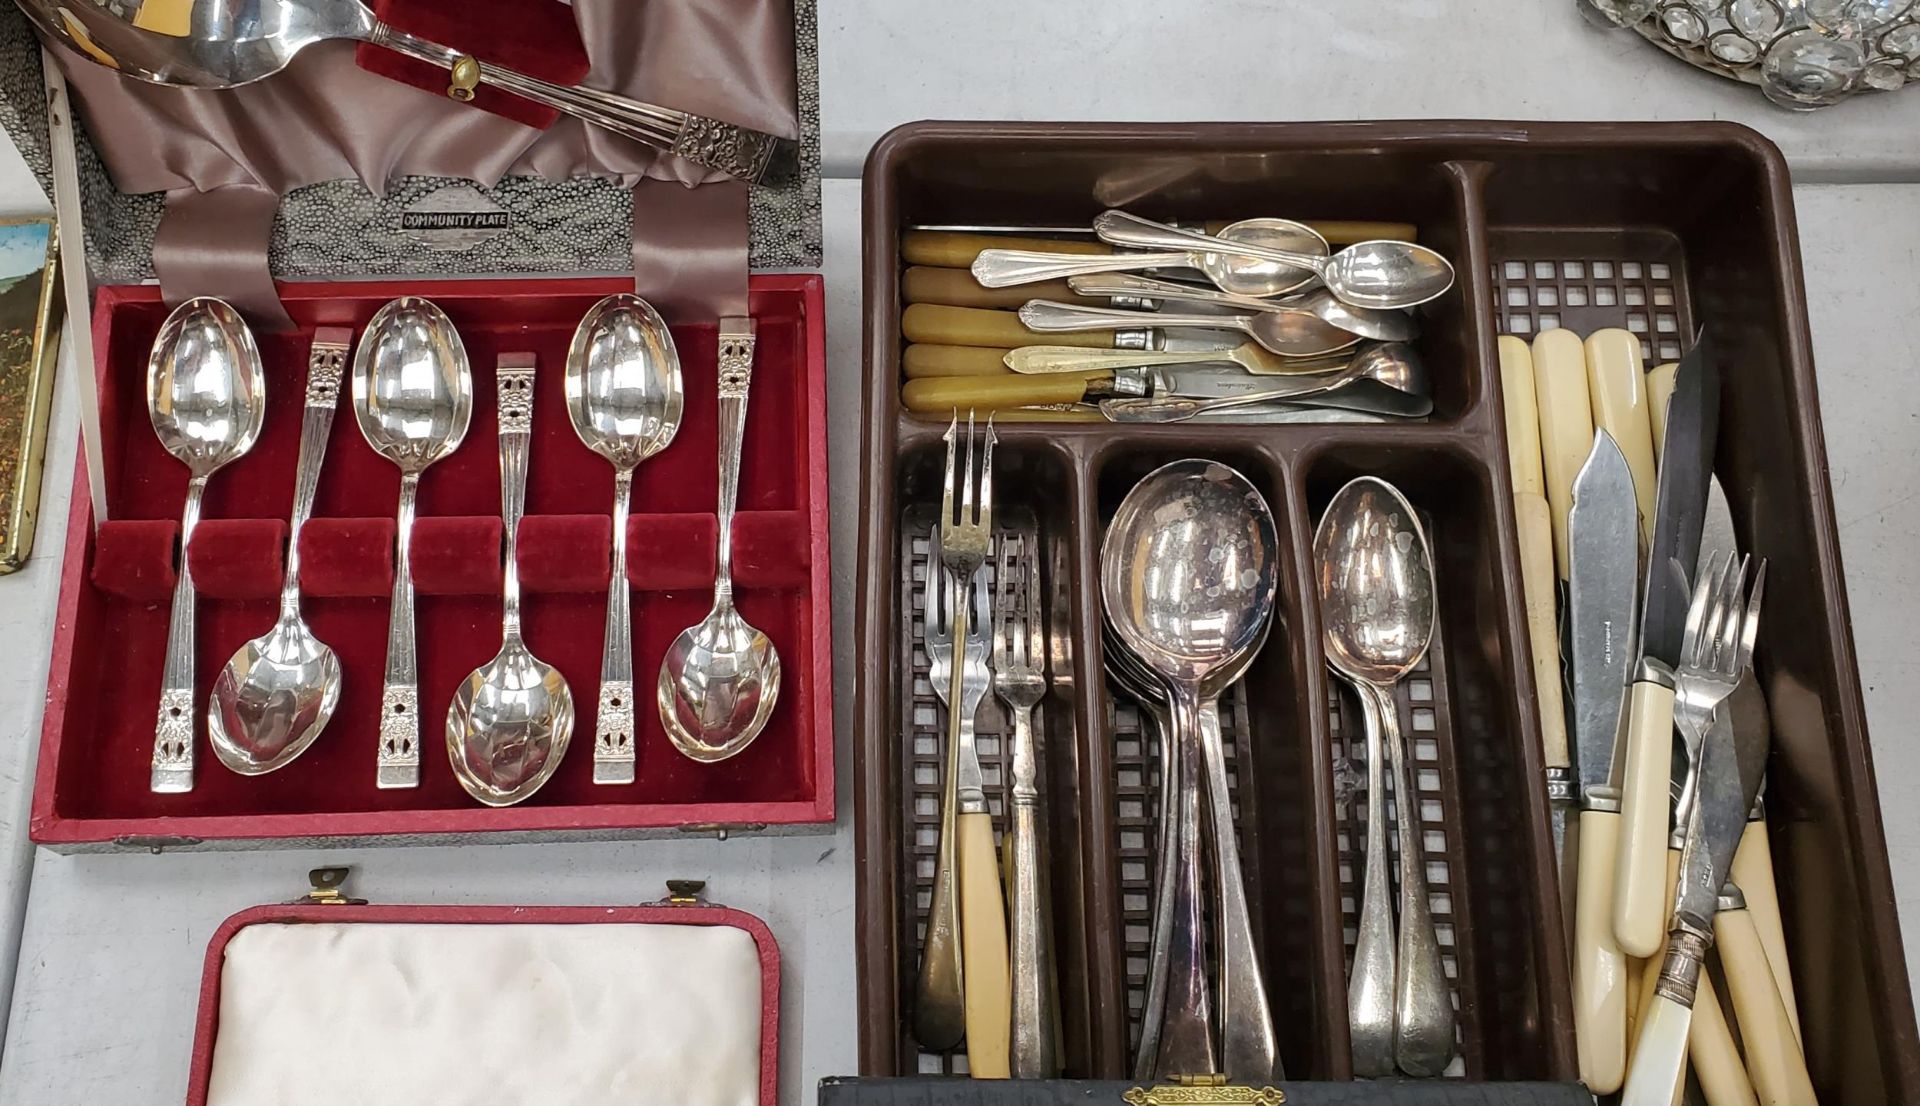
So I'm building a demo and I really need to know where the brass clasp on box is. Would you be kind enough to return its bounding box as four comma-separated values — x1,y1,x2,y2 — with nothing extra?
1123,1075,1285,1105
664,880,707,905
446,55,481,102
300,867,367,906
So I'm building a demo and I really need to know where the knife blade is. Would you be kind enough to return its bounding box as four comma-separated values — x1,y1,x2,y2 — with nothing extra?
1570,430,1642,803
1613,334,1721,958
1566,429,1641,1094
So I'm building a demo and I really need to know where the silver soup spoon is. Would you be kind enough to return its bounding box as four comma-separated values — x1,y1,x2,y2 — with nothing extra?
658,319,781,763
447,359,575,806
565,294,684,784
1103,458,1281,1083
1313,476,1452,1078
351,297,472,789
146,297,266,793
207,330,350,777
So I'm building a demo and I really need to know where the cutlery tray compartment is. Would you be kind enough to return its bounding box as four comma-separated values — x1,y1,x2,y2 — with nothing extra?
854,121,1919,1097
34,275,833,848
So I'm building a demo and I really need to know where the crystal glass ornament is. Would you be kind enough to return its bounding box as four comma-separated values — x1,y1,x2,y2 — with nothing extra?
1581,0,1915,106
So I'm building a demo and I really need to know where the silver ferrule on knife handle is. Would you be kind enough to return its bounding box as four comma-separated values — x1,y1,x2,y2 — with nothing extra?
1653,924,1712,1007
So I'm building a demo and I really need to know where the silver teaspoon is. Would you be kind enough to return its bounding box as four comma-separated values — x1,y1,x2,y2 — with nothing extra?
658,319,781,763
351,297,472,789
1095,210,1455,311
146,297,267,793
565,294,684,784
1313,476,1452,1077
447,359,575,806
207,331,349,777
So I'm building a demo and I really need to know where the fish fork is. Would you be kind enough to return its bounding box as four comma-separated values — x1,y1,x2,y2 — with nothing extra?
995,534,1056,1077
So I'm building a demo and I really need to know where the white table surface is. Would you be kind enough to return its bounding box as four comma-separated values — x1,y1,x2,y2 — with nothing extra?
0,6,1916,1102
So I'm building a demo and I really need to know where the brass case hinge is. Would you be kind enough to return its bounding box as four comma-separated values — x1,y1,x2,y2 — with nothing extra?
1123,1076,1285,1105
299,867,367,906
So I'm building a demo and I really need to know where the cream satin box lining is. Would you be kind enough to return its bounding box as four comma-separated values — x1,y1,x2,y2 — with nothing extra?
192,888,777,1106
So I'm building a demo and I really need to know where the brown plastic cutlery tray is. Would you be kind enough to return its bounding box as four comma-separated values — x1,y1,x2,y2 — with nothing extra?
852,120,1920,1097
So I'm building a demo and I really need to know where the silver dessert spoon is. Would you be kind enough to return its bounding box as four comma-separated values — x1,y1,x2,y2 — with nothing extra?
565,293,684,784
145,297,267,793
1103,458,1281,1082
972,216,1328,297
1313,475,1452,1078
351,297,472,789
658,319,781,763
447,358,575,806
207,329,350,777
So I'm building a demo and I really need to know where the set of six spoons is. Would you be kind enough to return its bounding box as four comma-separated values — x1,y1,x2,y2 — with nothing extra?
145,293,780,807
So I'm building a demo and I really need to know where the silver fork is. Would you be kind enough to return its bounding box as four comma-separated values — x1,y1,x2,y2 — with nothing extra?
1672,552,1750,784
995,533,1055,1077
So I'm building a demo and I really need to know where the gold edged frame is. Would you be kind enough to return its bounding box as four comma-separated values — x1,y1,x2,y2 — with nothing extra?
0,215,61,574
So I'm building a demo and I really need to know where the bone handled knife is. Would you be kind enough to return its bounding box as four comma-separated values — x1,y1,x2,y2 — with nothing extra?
1568,429,1642,1094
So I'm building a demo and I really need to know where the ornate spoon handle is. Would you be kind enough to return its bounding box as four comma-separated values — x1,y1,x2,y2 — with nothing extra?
497,360,536,641
367,25,794,186
594,469,637,784
376,472,422,789
150,476,206,794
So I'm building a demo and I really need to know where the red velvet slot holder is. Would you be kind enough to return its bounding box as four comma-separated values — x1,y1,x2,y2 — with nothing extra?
33,275,832,847
186,899,781,1105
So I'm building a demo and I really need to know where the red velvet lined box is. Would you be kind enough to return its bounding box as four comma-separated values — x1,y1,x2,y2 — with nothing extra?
186,890,781,1104
33,275,831,848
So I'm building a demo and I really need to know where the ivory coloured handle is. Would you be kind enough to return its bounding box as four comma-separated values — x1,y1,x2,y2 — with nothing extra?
1517,493,1568,771
1575,808,1629,1093
1732,819,1801,1042
1717,908,1817,1106
1531,328,1596,580
903,231,1109,268
1648,362,1678,464
959,810,1011,1078
1499,335,1545,497
904,265,1090,310
1623,992,1695,1106
1614,677,1676,958
903,304,1112,350
1585,329,1658,545
1692,971,1759,1106
904,344,1018,379
901,373,1099,414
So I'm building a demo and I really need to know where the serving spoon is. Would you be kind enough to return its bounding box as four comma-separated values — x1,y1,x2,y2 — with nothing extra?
447,357,575,806
658,319,781,762
565,293,684,784
207,329,349,778
1019,299,1358,359
1103,458,1281,1082
1313,476,1453,1077
145,297,266,793
20,0,796,184
351,296,472,789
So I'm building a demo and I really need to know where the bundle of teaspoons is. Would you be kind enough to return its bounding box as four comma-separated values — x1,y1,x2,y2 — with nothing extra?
893,213,1444,424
